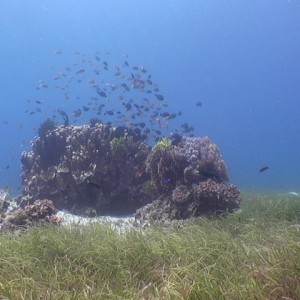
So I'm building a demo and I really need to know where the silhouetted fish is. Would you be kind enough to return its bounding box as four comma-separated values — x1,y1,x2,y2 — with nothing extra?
87,180,101,188
76,69,85,74
259,166,269,173
97,89,107,97
155,94,164,101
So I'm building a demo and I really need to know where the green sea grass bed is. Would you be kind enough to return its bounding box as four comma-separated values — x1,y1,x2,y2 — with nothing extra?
0,192,299,299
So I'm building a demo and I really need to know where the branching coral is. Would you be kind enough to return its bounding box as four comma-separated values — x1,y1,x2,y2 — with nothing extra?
193,179,241,213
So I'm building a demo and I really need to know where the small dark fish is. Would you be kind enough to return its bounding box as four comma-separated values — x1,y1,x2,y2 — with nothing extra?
105,110,114,116
95,55,101,61
6,164,10,169
97,89,107,97
35,100,43,104
155,94,164,101
196,101,202,107
76,69,85,74
87,180,101,188
160,112,170,118
57,109,69,126
198,170,221,180
121,83,129,90
123,102,132,111
259,166,269,173
134,128,141,135
181,122,194,133
164,178,172,184
140,66,147,73
82,105,90,112
124,61,129,67
73,109,82,117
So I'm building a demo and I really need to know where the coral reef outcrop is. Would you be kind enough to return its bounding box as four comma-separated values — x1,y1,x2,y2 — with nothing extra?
0,199,60,231
21,123,153,216
4,199,59,226
136,136,241,222
21,122,241,221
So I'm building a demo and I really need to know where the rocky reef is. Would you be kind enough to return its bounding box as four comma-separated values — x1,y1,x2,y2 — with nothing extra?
21,122,153,216
0,190,60,231
20,122,241,222
3,199,60,228
136,136,241,222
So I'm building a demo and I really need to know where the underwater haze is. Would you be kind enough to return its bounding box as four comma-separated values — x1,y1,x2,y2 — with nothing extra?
0,0,299,194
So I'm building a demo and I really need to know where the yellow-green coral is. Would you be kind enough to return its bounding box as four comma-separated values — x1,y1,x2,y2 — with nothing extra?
153,137,172,150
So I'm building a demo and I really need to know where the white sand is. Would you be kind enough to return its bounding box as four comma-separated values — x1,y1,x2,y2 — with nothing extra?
56,210,137,232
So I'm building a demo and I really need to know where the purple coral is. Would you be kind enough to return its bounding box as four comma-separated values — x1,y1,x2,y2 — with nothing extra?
193,179,241,213
136,135,241,222
175,136,228,183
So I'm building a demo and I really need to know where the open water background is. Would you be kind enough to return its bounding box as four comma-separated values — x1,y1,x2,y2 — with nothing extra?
0,0,299,194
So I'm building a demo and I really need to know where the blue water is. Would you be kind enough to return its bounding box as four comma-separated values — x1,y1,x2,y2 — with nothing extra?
0,0,299,194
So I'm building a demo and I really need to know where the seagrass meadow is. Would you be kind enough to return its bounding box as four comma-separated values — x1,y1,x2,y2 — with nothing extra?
0,192,299,300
